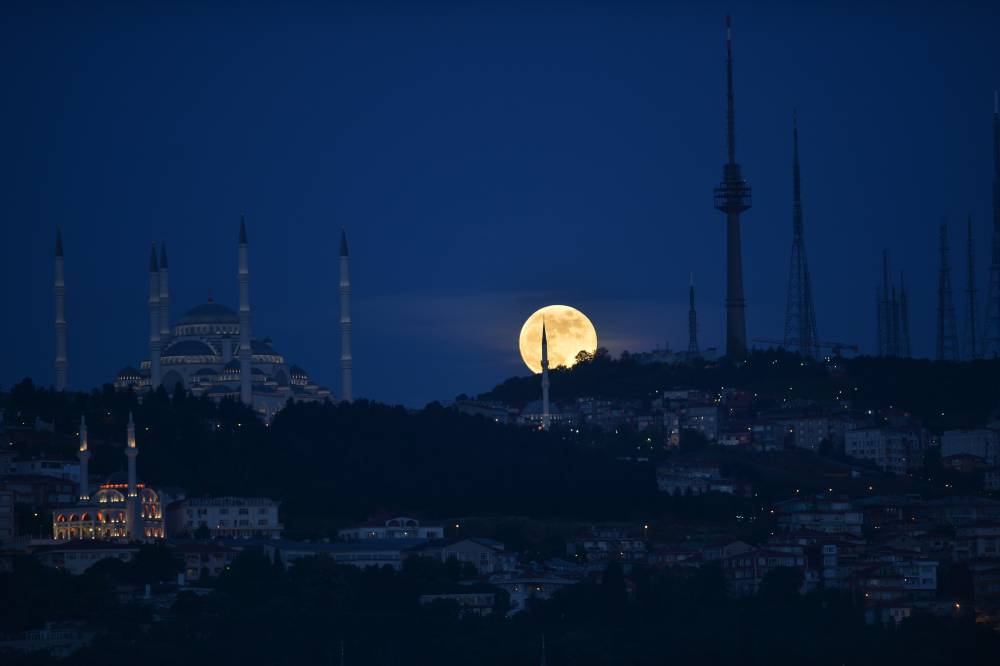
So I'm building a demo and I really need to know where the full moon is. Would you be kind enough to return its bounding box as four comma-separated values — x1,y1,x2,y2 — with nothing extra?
519,305,598,374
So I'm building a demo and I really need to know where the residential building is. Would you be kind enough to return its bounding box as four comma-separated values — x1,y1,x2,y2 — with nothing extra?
953,522,1000,561
941,428,1000,467
172,541,237,583
14,459,80,484
774,495,864,536
845,427,927,475
168,496,282,539
656,462,723,495
418,591,497,617
337,516,444,541
722,548,806,596
0,475,75,510
261,538,426,571
683,403,719,442
415,538,515,575
566,529,647,564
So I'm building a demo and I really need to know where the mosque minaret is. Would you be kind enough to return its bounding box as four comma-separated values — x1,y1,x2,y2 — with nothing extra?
340,228,353,402
125,411,141,540
159,243,171,343
238,216,253,405
541,319,550,431
53,228,68,391
77,415,90,502
148,244,162,388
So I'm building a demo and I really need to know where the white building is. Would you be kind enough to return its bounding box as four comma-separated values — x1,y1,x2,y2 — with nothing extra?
337,516,444,541
774,496,864,536
941,428,1000,468
260,538,427,571
414,538,516,575
14,459,80,484
845,427,926,475
168,496,282,539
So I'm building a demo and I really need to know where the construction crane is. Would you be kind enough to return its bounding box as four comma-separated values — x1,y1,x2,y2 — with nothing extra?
752,338,860,358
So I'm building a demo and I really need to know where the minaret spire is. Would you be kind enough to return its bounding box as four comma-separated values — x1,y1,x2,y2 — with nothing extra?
783,112,819,358
126,411,141,540
238,215,253,406
54,228,68,391
148,243,161,389
713,14,752,358
339,228,353,402
687,273,699,356
78,414,90,502
541,318,550,431
159,243,171,343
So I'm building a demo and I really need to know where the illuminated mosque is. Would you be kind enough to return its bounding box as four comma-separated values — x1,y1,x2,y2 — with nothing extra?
80,218,356,420
53,414,168,541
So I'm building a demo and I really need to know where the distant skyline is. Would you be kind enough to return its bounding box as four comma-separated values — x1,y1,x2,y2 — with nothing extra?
2,1,998,406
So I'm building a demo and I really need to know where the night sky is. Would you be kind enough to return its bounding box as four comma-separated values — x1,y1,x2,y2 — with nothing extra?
2,1,998,406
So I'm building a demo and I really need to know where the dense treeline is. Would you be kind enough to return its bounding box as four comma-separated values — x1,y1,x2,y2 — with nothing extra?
4,549,998,666
0,380,662,532
481,349,1000,432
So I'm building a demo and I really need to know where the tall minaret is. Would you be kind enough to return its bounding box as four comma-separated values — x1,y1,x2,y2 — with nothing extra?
541,319,550,431
148,244,161,389
238,216,253,406
339,229,353,402
159,243,171,343
687,273,699,356
713,15,752,358
78,415,90,502
125,412,141,540
54,228,68,391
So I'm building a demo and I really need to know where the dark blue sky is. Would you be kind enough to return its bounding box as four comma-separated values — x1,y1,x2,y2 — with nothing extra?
2,1,998,406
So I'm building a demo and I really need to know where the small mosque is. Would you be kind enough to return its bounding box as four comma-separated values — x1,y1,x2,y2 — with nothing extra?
98,219,354,420
53,414,169,541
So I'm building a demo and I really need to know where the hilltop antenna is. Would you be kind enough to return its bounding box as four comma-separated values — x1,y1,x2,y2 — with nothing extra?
937,224,960,360
783,112,820,358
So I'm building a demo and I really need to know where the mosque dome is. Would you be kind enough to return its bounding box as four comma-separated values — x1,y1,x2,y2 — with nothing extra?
179,301,239,326
103,471,134,486
116,366,142,380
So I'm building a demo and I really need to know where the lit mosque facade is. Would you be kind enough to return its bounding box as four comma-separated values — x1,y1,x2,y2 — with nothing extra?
53,414,168,541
